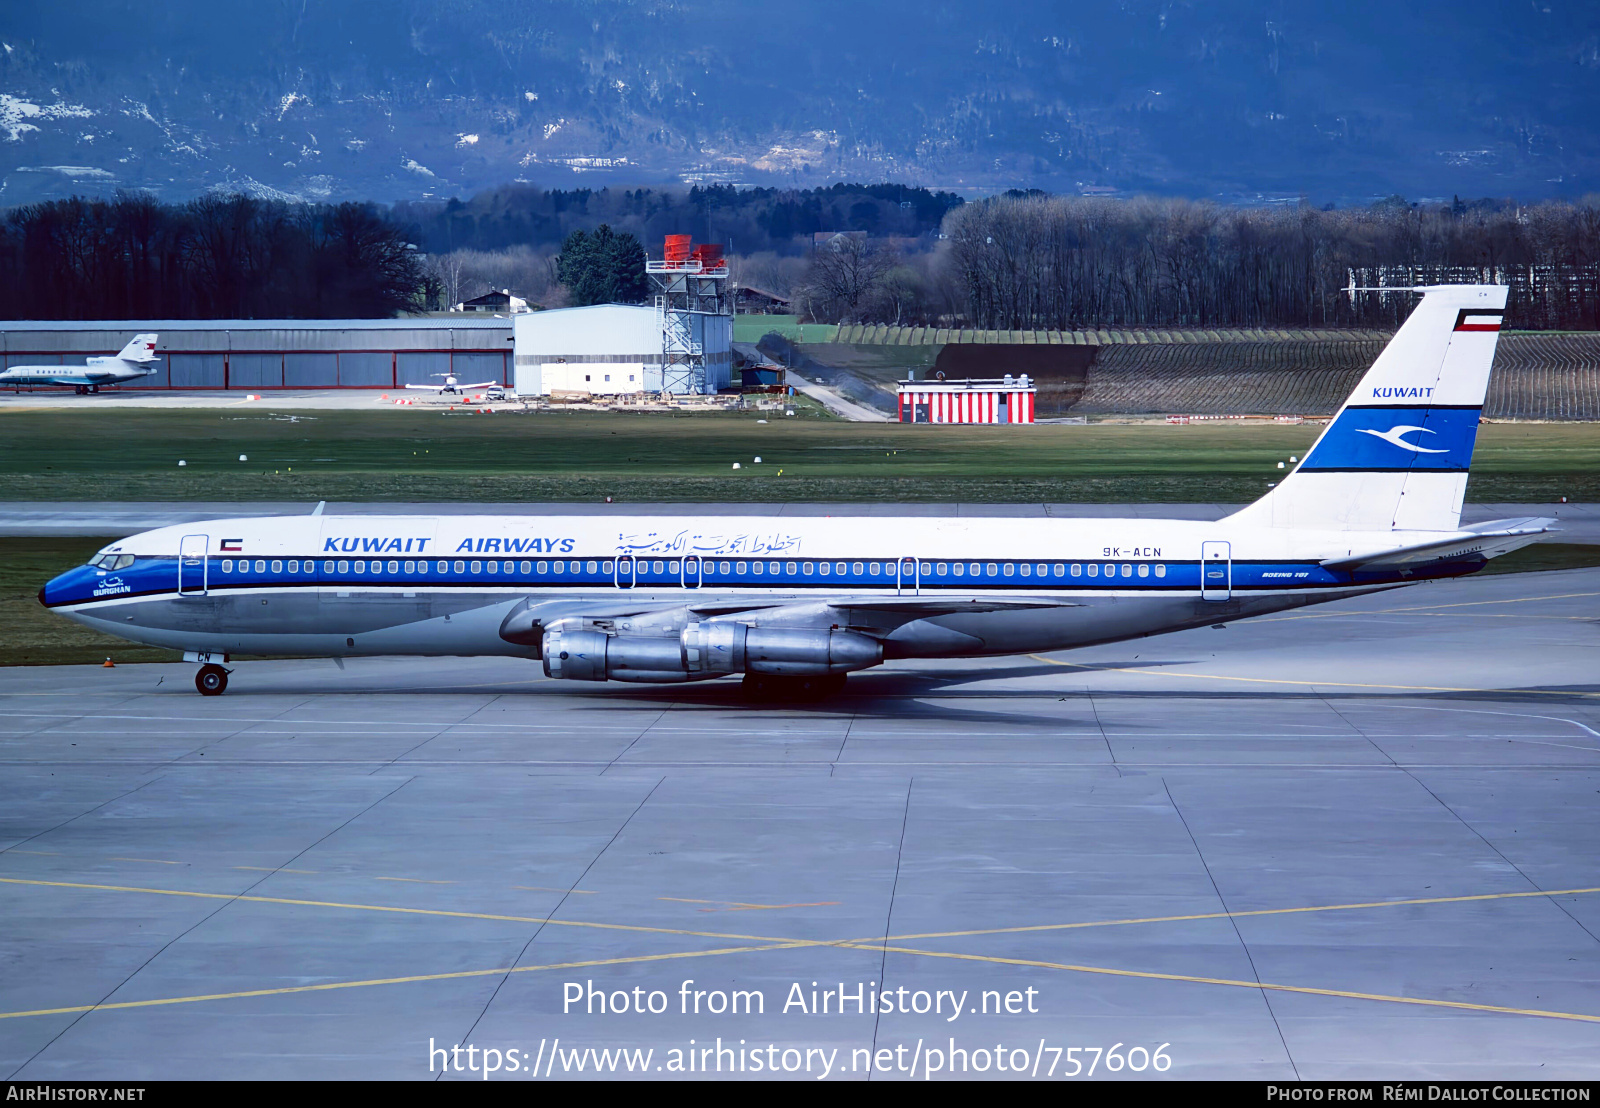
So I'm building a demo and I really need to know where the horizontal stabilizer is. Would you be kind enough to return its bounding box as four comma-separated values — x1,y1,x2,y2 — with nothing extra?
1321,518,1557,573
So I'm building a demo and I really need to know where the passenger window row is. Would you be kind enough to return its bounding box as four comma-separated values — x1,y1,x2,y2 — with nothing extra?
213,558,1170,580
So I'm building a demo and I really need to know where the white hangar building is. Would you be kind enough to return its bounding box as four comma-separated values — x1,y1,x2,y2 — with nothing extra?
512,304,733,397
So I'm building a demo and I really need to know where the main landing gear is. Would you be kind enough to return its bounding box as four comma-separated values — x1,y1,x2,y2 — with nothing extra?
741,672,848,700
195,664,230,696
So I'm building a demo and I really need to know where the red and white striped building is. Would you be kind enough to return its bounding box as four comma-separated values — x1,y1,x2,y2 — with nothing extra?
897,376,1037,424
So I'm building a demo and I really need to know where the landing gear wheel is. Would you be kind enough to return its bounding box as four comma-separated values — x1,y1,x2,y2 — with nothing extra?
195,664,229,696
741,672,847,701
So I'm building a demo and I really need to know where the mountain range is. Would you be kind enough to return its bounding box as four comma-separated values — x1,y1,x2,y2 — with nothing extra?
1,0,1596,207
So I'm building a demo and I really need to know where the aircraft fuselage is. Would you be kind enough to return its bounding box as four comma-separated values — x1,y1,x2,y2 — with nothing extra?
39,513,1479,671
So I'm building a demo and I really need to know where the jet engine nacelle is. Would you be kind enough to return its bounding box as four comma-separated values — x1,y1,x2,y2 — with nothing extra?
542,622,882,683
684,622,882,676
542,627,693,683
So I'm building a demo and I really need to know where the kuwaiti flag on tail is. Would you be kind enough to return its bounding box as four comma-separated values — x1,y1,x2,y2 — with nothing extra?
1229,284,1507,533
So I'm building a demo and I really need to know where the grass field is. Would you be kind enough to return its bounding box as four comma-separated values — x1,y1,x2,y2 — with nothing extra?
6,535,1597,668
731,314,840,344
3,538,182,666
1,409,1597,504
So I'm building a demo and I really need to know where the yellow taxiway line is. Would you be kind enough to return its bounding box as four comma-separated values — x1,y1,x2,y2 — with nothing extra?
839,943,1600,1025
880,885,1600,943
659,896,843,913
4,876,1598,1026
1257,591,1600,621
1029,654,1600,699
0,877,820,946
0,943,813,1021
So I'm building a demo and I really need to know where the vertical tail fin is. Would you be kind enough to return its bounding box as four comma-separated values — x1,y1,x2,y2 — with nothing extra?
116,334,159,364
1228,285,1507,533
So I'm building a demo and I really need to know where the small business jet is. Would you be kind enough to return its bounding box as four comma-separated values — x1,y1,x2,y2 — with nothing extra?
404,372,498,396
41,285,1553,698
0,334,159,393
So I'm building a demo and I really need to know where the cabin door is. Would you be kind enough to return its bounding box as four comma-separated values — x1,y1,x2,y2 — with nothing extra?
178,534,209,595
897,557,919,596
614,555,637,589
1200,541,1231,601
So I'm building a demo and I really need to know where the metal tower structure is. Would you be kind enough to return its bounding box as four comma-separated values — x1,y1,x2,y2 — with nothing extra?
646,237,730,395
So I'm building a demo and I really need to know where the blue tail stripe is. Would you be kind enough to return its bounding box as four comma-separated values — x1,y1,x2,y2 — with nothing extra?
1299,405,1481,472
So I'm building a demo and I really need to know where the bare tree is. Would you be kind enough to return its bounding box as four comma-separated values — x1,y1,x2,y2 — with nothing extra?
427,253,467,307
801,235,892,323
729,251,808,300
941,194,1600,331
0,193,421,319
428,245,564,307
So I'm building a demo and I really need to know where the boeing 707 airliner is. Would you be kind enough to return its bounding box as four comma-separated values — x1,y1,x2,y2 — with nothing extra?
39,285,1552,697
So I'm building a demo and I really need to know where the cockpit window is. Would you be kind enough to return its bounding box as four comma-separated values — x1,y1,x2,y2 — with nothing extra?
113,554,135,570
87,553,134,570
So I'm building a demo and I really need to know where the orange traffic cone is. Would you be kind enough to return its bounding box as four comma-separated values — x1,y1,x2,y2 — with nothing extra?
102,657,115,667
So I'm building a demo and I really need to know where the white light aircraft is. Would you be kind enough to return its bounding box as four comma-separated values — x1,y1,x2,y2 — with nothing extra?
0,334,160,393
40,286,1555,698
405,372,497,396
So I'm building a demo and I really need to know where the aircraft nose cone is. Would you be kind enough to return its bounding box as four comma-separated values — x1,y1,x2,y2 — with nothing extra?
38,571,73,608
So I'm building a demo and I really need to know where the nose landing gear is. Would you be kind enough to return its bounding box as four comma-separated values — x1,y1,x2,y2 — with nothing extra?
195,664,230,696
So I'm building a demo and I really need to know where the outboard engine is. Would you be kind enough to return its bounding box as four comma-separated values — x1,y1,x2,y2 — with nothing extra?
542,620,882,683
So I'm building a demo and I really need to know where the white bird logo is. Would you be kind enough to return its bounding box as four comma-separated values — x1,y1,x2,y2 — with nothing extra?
1355,424,1449,454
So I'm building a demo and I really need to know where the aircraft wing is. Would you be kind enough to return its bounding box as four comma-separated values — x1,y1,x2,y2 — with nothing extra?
826,596,1080,615
1321,518,1558,573
681,596,1077,618
499,594,1081,648
402,381,497,392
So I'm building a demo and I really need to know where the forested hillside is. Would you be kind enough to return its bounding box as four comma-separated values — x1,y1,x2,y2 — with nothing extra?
2,1,1597,204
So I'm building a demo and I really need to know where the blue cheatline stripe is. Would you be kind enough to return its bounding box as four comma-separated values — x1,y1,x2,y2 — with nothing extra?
47,553,1489,608
112,554,1200,594
1299,404,1481,473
